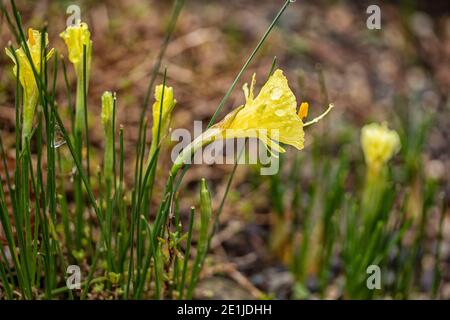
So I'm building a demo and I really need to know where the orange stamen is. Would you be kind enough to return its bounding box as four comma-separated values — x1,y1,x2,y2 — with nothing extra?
298,102,309,120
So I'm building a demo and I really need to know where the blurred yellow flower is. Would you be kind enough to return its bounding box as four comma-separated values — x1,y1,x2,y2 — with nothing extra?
60,22,92,77
361,122,400,171
5,28,54,141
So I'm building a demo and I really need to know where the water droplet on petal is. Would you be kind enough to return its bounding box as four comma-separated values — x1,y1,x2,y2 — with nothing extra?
52,124,66,148
270,87,283,100
275,109,285,117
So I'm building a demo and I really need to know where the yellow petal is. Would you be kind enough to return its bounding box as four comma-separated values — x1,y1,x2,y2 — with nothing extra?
220,128,286,156
248,73,256,102
28,28,35,45
5,48,16,66
242,83,249,101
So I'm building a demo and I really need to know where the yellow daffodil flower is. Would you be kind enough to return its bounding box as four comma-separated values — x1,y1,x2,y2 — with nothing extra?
151,84,177,147
145,84,177,175
213,69,305,153
5,28,54,142
60,21,92,137
59,22,92,77
361,122,400,173
171,69,333,174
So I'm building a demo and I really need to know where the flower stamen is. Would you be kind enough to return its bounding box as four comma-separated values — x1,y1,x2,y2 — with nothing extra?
303,103,334,127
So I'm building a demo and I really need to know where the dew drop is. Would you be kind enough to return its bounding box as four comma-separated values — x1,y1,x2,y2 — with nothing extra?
270,87,283,100
275,109,285,117
52,124,66,148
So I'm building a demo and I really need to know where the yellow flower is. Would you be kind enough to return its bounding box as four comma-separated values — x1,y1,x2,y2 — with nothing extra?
151,84,176,144
5,28,55,140
60,22,92,136
59,22,92,77
212,69,305,153
146,84,177,171
361,122,400,171
171,69,333,173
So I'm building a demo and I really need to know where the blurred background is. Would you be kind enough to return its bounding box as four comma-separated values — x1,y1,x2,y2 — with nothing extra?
1,0,449,299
